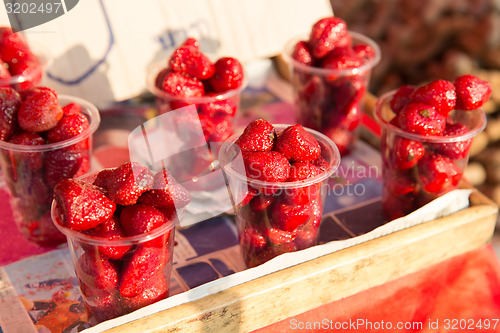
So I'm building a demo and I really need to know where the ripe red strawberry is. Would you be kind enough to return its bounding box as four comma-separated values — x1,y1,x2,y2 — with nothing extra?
417,153,462,193
390,85,415,114
198,97,237,118
20,86,57,101
265,226,298,245
53,179,116,231
162,71,205,98
119,246,167,297
46,112,90,143
241,225,267,251
95,162,154,206
321,126,352,156
321,47,362,71
208,114,233,142
168,45,214,80
352,43,376,62
208,57,244,93
138,168,191,212
120,204,167,238
84,216,131,260
242,151,290,183
398,102,446,136
275,124,321,161
8,131,45,171
434,122,472,159
291,40,313,66
182,37,200,49
62,102,82,115
453,74,492,110
17,89,63,132
411,80,456,117
326,104,361,131
80,285,121,324
0,28,32,64
285,162,322,205
0,87,21,141
121,272,169,312
270,198,314,232
8,56,41,90
44,149,90,189
249,194,274,213
309,17,350,59
311,155,329,171
392,137,425,170
77,252,119,289
384,169,417,195
235,119,276,152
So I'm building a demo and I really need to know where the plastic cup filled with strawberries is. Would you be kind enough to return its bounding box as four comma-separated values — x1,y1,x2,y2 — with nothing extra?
0,27,49,91
0,86,100,246
374,75,490,221
51,162,191,325
284,17,380,156
219,119,340,268
147,37,246,144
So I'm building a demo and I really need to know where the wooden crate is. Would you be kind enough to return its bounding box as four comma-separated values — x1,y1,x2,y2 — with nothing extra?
103,189,497,333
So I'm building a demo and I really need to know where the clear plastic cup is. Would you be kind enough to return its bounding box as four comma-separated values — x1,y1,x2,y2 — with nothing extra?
374,90,487,221
0,42,50,91
0,95,100,246
283,31,381,156
219,125,340,268
51,171,180,325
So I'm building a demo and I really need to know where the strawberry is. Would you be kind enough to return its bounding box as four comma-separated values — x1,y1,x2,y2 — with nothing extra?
0,28,32,64
62,102,82,115
417,153,462,193
321,126,352,156
265,227,298,245
182,37,200,49
0,87,21,141
453,74,492,110
121,272,169,312
242,151,290,183
390,85,415,114
384,169,418,196
17,89,63,132
119,246,167,297
46,112,90,143
138,168,191,212
95,162,154,206
411,80,456,117
208,114,233,142
311,156,329,172
235,119,276,152
77,252,119,289
392,137,425,170
208,57,244,93
291,40,314,66
119,204,167,236
168,45,214,80
53,179,116,231
8,131,45,171
270,199,314,232
398,102,446,136
285,162,322,205
309,17,350,59
8,57,41,90
240,225,267,253
84,216,131,260
275,124,321,161
44,149,90,189
352,43,376,62
80,285,121,324
321,47,362,71
249,194,274,213
162,71,204,98
198,97,237,118
434,122,472,159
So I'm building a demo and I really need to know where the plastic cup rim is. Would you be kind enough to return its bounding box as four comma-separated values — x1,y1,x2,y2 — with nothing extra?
145,60,248,103
374,90,487,143
0,95,101,152
282,30,382,77
50,170,182,246
219,124,341,189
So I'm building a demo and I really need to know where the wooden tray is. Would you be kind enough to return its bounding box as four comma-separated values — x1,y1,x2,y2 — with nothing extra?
102,188,498,332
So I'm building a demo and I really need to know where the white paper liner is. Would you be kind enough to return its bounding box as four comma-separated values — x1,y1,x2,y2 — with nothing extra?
84,188,472,332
